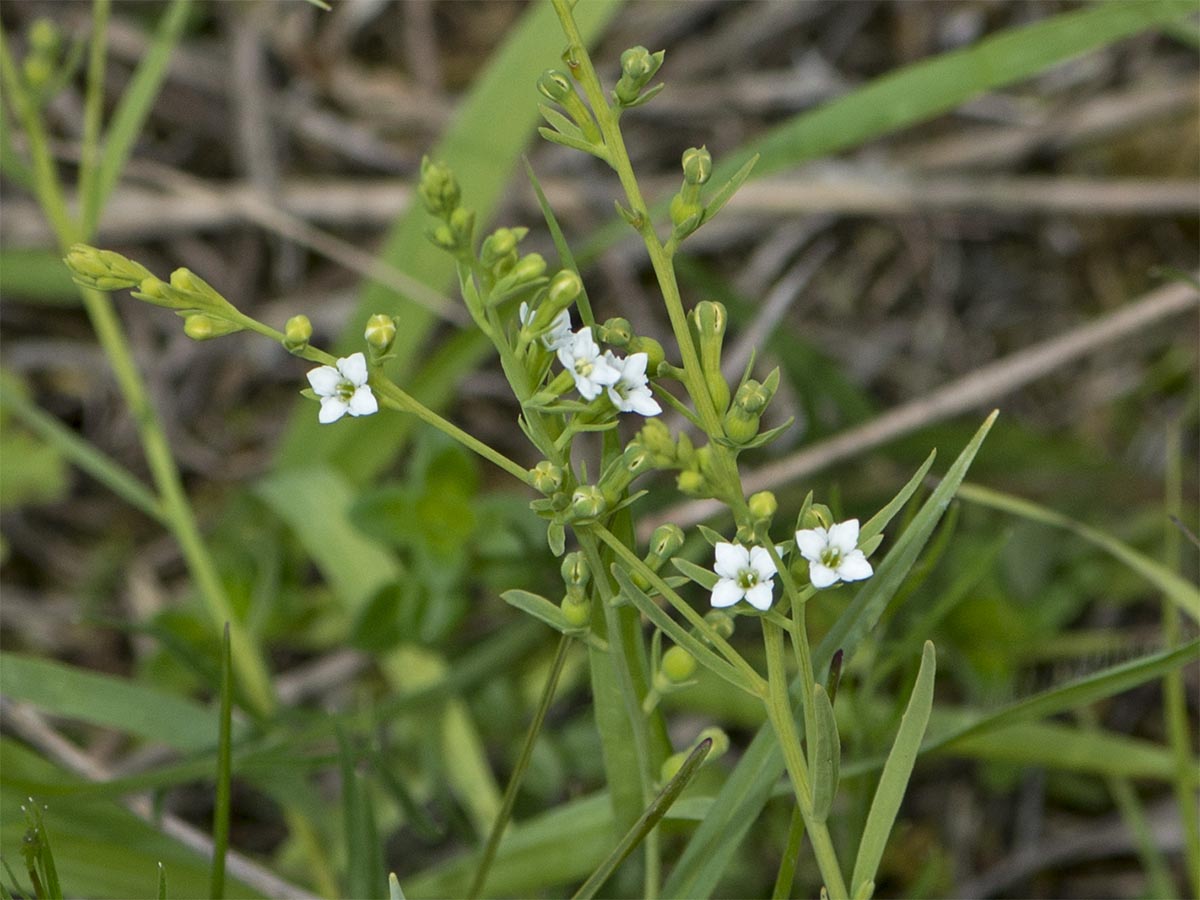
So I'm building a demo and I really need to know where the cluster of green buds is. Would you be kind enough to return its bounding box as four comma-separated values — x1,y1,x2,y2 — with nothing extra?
20,18,71,96
537,68,602,146
419,157,474,258
559,551,592,632
65,245,246,341
613,45,665,109
723,368,781,447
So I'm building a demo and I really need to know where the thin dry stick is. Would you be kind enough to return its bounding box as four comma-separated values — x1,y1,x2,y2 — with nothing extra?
0,698,319,900
642,278,1200,539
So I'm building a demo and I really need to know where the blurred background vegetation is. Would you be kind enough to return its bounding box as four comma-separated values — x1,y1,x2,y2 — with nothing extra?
0,1,1197,898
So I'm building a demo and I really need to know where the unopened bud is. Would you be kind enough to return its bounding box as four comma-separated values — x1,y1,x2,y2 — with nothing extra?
63,244,151,291
704,609,735,641
799,503,834,532
734,380,770,415
622,442,652,476
571,485,607,520
22,55,51,87
28,19,60,54
615,46,664,105
676,469,707,497
530,460,563,494
481,228,519,266
537,69,573,104
364,314,397,353
650,523,685,560
661,645,696,683
450,206,475,244
748,491,777,523
682,146,712,185
561,551,590,587
723,407,760,445
284,314,313,351
691,301,730,414
561,592,591,629
547,270,582,309
669,195,704,236
183,314,241,341
601,317,632,347
637,419,675,465
418,156,460,219
627,335,664,374
510,253,547,284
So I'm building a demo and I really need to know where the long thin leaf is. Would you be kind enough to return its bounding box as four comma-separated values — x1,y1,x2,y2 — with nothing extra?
86,0,190,237
572,739,713,900
522,157,594,326
956,481,1200,623
851,641,937,896
209,624,233,900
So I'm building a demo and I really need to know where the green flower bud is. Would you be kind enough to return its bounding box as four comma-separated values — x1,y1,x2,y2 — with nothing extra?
637,419,676,466
169,267,208,297
561,551,590,588
621,442,653,478
530,460,563,494
561,592,591,629
183,314,241,341
748,491,777,523
571,485,607,520
799,503,833,532
615,46,664,105
134,276,174,305
284,314,313,351
723,407,760,445
63,244,151,291
650,523,685,560
601,317,632,347
693,726,730,760
450,206,475,244
661,645,697,683
669,194,704,236
537,69,573,103
418,156,460,219
481,228,519,267
734,379,770,415
22,55,51,88
660,751,687,783
682,146,712,186
627,335,665,374
510,253,547,284
547,270,582,309
364,313,397,353
676,469,707,497
428,223,457,251
691,301,730,414
704,609,735,640
28,19,60,55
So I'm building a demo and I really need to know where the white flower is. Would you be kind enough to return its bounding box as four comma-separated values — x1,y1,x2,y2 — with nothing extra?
795,518,873,588
306,352,378,424
604,351,662,417
557,327,620,400
711,542,777,611
519,302,573,351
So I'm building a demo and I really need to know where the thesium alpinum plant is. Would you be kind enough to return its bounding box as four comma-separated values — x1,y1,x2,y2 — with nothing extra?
4,0,1198,898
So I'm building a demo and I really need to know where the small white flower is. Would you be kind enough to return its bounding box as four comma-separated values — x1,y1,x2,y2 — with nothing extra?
557,327,620,400
519,302,573,351
711,542,777,611
604,351,662,417
795,518,873,588
306,352,378,424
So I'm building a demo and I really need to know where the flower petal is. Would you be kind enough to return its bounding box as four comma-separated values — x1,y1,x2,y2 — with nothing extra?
710,579,743,608
714,542,748,580
575,375,602,400
745,581,774,611
748,546,777,580
518,302,532,326
337,352,369,386
306,365,341,396
837,551,873,582
318,396,348,424
794,528,828,562
347,385,378,417
827,519,860,554
808,562,839,589
622,352,649,380
628,390,662,417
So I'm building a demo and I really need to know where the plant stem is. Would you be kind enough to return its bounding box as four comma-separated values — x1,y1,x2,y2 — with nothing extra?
771,805,807,900
763,621,849,900
469,634,572,900
78,0,111,234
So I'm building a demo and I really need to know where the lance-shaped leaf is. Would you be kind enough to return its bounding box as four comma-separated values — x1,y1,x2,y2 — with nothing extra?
808,684,840,824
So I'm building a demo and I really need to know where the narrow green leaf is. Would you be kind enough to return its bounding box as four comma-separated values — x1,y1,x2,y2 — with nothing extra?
770,806,806,900
669,556,719,590
0,250,78,304
700,154,758,225
502,589,570,632
851,640,937,895
338,729,383,900
859,450,935,543
388,873,405,900
572,739,713,900
209,625,233,900
522,157,594,326
156,863,166,900
808,684,839,824
610,566,756,696
956,481,1200,623
87,0,190,237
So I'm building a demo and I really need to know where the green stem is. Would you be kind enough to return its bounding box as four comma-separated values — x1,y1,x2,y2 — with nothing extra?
78,0,111,235
763,621,849,900
469,634,572,900
771,805,807,900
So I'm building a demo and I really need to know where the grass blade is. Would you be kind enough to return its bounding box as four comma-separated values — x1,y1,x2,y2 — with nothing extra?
156,862,166,900
850,641,937,896
208,624,233,900
522,157,594,326
859,450,935,544
955,481,1200,623
338,728,383,900
86,0,190,237
572,739,713,900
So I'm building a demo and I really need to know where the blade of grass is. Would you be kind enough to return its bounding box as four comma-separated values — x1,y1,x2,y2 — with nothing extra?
572,739,713,900
338,729,383,900
770,806,806,900
156,862,166,900
850,642,936,896
209,624,233,900
85,0,190,237
522,157,594,326
664,413,994,899
955,481,1200,623
469,634,572,899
